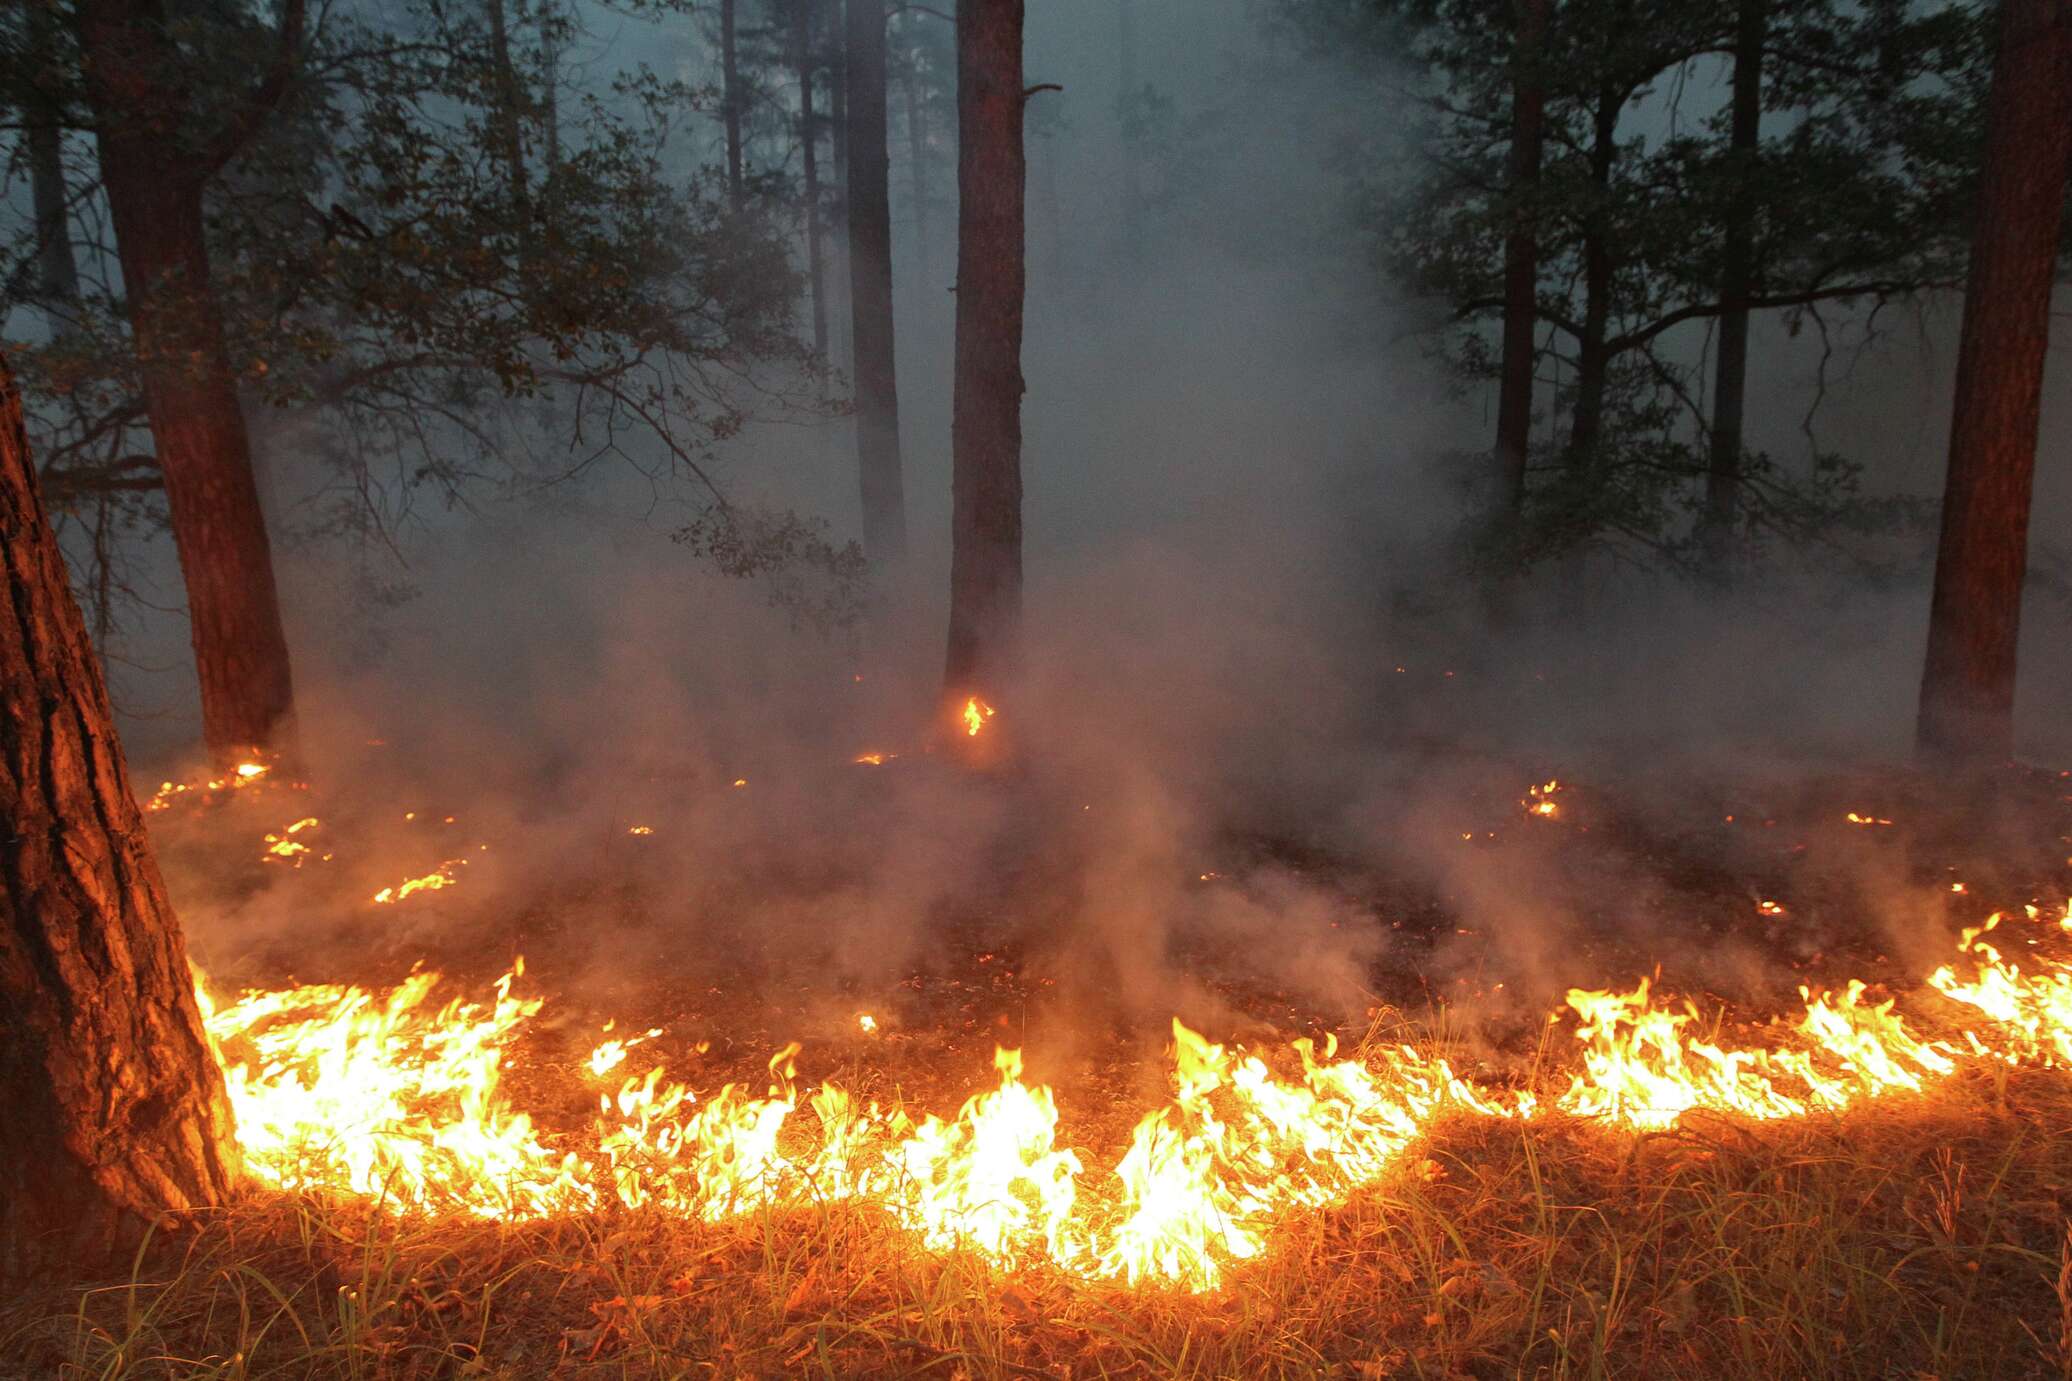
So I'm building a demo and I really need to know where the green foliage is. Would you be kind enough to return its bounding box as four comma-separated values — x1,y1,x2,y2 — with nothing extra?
1299,0,2008,581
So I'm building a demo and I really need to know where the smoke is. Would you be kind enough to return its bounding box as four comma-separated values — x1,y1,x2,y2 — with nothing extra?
90,0,2072,1059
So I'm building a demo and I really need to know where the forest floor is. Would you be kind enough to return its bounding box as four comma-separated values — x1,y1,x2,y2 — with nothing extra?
6,752,2072,1377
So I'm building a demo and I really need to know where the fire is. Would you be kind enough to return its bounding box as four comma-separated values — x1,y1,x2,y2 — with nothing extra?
146,756,277,811
1525,779,1561,818
185,889,2072,1293
372,858,465,904
1846,811,1894,826
853,752,893,766
196,960,591,1218
627,825,654,835
858,1012,878,1033
262,816,321,863
961,697,995,737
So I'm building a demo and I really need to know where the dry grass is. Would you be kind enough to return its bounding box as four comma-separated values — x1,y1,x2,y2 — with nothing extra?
9,1061,2072,1379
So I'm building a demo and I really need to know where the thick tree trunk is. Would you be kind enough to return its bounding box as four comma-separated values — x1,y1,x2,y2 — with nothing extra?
0,353,240,1288
1915,0,2072,762
1702,0,1764,568
1492,0,1548,539
722,0,745,210
829,33,852,371
796,0,830,358
944,0,1026,697
847,0,908,568
76,0,299,766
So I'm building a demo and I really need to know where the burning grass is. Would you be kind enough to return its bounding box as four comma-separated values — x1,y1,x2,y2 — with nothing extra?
9,1051,2072,1377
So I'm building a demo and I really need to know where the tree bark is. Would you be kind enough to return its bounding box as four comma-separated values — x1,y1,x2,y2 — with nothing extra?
846,0,908,568
0,352,240,1288
722,0,745,211
75,0,300,766
1915,0,2072,762
1702,0,1764,568
796,0,830,358
1492,0,1548,540
944,0,1026,697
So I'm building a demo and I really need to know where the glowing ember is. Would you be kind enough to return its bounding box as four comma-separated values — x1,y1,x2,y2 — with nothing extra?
1524,779,1561,818
858,1013,878,1033
627,825,655,836
853,752,893,766
1757,899,1786,916
1846,811,1894,826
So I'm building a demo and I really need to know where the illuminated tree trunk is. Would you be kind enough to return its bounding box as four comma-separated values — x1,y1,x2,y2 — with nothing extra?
1492,0,1547,538
1702,0,1765,568
75,0,299,767
1916,0,2072,762
944,0,1025,697
847,0,907,567
0,353,240,1287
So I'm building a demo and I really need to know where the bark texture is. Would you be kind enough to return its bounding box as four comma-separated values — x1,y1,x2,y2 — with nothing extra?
1702,0,1765,566
75,0,299,766
0,355,240,1288
944,0,1025,695
847,0,908,567
1916,0,2072,761
1493,0,1548,535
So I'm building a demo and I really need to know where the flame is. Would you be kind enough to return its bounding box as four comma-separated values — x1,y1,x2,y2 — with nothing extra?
196,961,592,1218
961,697,995,737
858,1012,878,1033
372,859,465,904
185,889,2072,1292
1524,779,1561,818
627,825,655,836
854,752,893,766
146,756,277,811
262,816,321,863
1846,811,1894,827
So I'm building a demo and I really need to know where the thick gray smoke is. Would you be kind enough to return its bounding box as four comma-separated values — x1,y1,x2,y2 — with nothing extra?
75,0,2072,1045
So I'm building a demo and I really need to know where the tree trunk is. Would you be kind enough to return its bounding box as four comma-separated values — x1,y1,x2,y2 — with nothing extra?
76,0,299,766
847,0,908,568
944,0,1026,697
1492,0,1548,541
1563,85,1620,473
722,0,745,211
902,31,932,276
26,4,81,335
1915,0,2072,762
796,0,830,358
1702,0,1764,568
486,0,532,248
0,352,240,1288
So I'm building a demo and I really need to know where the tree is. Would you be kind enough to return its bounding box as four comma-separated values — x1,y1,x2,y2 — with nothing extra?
1915,0,2071,762
1699,0,1766,568
0,353,239,1286
792,0,831,358
723,0,746,209
1492,0,1549,544
944,0,1028,700
846,0,907,568
72,0,305,766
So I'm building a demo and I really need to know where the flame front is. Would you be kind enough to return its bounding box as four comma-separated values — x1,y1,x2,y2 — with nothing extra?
192,897,2072,1291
